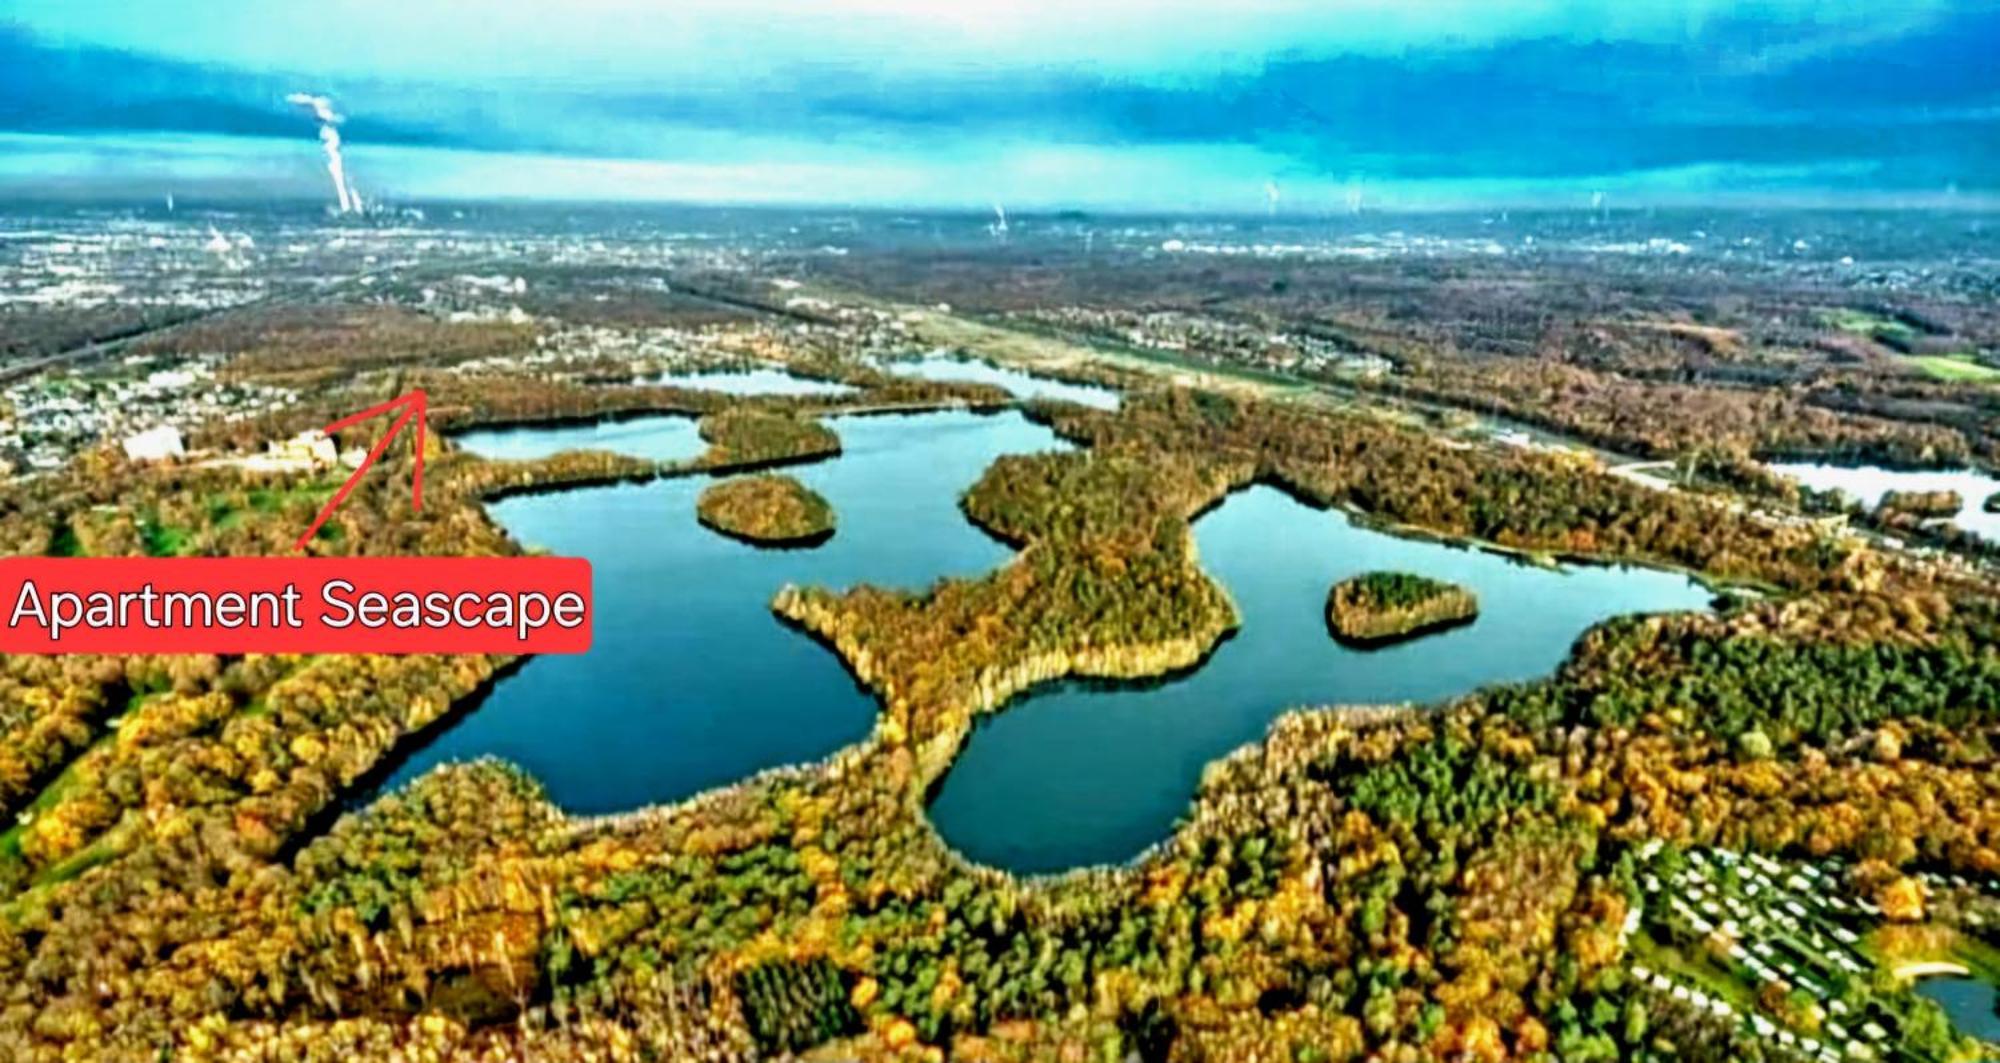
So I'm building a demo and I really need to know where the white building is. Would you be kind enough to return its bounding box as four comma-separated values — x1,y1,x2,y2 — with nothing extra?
121,425,184,462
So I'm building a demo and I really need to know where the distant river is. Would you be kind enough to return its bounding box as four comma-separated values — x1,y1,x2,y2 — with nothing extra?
927,486,1715,872
383,410,1064,811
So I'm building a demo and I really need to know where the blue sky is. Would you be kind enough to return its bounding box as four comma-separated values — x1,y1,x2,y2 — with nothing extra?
1,0,1995,210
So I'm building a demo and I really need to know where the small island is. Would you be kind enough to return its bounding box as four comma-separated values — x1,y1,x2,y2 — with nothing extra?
1877,488,1962,520
1327,571,1479,646
1985,490,2000,514
696,474,835,546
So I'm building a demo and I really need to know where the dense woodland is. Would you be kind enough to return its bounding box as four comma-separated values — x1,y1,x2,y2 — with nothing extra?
1878,489,1963,520
130,305,540,398
1326,571,1479,644
0,302,1995,1061
1032,391,1864,592
0,303,202,371
808,236,2000,475
1372,356,1978,468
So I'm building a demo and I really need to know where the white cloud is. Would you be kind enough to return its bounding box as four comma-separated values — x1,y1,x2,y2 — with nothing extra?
6,129,1978,212
11,0,1939,85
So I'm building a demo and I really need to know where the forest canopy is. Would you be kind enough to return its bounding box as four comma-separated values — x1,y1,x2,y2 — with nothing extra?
696,473,835,546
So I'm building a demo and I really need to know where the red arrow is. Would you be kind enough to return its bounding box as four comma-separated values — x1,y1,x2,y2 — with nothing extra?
293,389,427,552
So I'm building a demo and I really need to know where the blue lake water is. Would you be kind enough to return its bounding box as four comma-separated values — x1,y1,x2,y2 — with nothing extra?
389,410,1064,811
1918,976,2000,1048
414,417,1714,873
653,367,856,396
454,415,708,464
926,485,1716,872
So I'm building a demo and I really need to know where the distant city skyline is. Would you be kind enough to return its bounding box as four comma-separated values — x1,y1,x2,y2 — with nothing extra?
2,0,1996,210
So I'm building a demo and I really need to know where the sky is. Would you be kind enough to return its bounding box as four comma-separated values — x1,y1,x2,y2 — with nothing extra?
1,0,1996,211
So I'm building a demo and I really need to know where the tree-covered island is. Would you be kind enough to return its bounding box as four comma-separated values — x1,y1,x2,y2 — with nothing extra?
1327,570,1480,644
696,473,836,545
1878,488,1962,520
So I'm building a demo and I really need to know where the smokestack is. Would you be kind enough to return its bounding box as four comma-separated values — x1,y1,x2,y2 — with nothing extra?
287,93,358,214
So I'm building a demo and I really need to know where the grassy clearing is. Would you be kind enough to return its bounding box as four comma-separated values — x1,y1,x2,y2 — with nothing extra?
30,817,135,886
1627,928,1763,1013
1949,933,2000,986
0,682,287,902
202,480,341,535
1868,923,2000,986
138,514,193,556
1,731,107,872
0,691,162,855
248,482,338,511
897,301,1306,397
1825,308,1904,335
1910,354,2000,384
1824,308,1921,347
992,314,1309,389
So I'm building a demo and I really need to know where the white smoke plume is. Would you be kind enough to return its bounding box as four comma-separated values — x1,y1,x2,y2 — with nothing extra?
287,92,359,214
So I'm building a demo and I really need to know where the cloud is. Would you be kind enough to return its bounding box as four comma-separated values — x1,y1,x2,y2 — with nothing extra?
6,1,1912,83
0,1,1994,207
10,129,1958,213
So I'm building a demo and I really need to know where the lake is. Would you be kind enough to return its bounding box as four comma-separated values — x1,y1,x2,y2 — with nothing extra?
454,414,708,464
926,485,1716,872
390,409,1065,811
652,367,856,396
418,417,1714,870
1771,462,2000,542
892,354,1121,410
1918,976,2000,1049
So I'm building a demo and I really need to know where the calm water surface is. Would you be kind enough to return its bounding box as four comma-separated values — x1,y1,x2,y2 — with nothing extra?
454,415,707,463
652,367,855,396
927,485,1716,872
1919,977,2000,1048
390,410,1064,811
892,354,1120,410
1772,462,2000,541
419,418,1716,869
